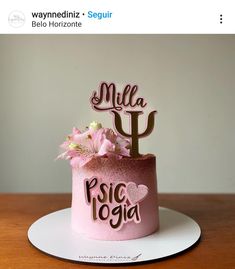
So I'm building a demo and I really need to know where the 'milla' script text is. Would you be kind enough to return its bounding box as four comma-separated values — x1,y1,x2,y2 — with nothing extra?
90,82,147,111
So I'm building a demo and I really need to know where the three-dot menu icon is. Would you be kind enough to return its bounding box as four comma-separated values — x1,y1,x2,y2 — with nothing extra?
220,14,223,24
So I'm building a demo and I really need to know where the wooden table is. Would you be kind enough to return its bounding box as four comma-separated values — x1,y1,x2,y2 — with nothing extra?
0,194,234,268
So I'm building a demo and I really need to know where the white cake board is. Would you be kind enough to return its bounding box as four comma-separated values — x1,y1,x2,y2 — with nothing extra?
28,207,201,264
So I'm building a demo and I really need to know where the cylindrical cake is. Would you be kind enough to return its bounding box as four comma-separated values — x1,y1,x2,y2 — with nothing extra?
71,154,159,240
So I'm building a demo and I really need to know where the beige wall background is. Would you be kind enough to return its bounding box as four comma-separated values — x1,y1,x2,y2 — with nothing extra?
0,35,234,193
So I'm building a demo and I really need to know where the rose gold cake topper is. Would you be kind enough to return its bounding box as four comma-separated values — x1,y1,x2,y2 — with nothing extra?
90,82,156,157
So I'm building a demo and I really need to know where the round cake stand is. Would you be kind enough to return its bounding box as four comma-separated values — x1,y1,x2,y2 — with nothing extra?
28,207,201,264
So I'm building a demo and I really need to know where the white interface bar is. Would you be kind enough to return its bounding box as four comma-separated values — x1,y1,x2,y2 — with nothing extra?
0,0,235,34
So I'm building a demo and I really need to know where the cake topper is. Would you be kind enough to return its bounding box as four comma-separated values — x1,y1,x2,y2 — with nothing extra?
90,82,156,157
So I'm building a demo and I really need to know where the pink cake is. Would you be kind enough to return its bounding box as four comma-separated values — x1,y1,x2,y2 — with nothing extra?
71,154,159,240
57,82,159,241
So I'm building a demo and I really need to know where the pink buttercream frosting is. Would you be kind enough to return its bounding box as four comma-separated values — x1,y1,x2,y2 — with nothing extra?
71,154,159,240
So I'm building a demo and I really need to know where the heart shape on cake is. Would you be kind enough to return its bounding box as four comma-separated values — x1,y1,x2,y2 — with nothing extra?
126,182,149,204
